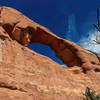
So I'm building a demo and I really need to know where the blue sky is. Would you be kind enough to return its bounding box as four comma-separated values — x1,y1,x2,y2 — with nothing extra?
1,0,100,65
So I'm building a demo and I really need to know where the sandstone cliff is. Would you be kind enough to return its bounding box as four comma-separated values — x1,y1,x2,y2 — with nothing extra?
0,6,100,100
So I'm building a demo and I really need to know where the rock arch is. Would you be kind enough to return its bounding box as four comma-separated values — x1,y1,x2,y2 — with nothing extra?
0,6,99,67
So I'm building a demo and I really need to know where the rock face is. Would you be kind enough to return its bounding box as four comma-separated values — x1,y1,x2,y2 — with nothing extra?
1,6,100,68
0,6,100,100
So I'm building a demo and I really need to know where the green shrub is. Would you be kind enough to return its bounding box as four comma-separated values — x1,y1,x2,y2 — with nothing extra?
83,87,100,100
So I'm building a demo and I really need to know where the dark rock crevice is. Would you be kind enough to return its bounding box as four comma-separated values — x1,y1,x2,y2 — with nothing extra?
0,81,26,92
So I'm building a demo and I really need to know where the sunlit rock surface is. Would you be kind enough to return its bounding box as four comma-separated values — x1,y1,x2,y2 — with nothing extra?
0,6,100,100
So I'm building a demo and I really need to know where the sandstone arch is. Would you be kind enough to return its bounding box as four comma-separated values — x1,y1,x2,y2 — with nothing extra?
0,6,99,68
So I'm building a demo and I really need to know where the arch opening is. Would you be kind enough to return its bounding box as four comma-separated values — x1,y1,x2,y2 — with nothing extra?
28,43,68,67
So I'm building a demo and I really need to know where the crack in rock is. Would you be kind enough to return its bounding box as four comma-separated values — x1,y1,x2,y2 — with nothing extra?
0,81,27,92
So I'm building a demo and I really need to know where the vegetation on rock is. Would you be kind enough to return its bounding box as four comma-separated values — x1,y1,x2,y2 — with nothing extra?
83,87,100,100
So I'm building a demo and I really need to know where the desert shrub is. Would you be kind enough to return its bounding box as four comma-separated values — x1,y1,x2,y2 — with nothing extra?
83,87,100,100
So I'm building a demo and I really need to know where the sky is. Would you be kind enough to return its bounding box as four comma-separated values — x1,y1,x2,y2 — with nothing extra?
1,0,100,66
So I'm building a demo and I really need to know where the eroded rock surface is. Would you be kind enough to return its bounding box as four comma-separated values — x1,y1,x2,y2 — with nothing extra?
0,6,100,100
0,6,99,68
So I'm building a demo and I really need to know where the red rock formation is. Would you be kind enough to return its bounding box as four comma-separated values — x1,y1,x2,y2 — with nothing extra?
0,6,100,100
0,6,99,68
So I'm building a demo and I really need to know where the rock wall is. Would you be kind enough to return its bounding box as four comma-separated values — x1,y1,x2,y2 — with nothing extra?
0,6,100,100
0,39,2,61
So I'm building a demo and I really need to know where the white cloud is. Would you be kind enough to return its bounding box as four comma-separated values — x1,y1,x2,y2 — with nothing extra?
79,30,100,53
